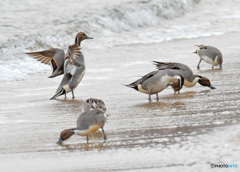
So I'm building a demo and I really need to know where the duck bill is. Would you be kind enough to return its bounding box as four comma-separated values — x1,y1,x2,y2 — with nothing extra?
56,138,63,144
50,88,66,100
219,63,222,68
209,85,216,89
167,83,173,87
86,36,93,39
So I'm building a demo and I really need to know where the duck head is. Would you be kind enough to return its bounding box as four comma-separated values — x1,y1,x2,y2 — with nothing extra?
198,76,216,89
75,32,93,46
56,129,75,144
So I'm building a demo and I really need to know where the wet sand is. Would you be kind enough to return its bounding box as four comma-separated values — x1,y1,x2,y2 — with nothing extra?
1,32,240,171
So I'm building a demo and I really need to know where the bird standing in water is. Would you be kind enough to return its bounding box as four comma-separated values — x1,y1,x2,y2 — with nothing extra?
126,69,184,102
193,45,223,69
50,44,85,100
25,32,93,78
57,99,108,144
153,61,216,89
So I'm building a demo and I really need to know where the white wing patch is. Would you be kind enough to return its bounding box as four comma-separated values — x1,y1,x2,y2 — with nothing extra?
66,64,76,75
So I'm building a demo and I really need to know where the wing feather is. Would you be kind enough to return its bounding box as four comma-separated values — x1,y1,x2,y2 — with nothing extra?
152,61,181,70
128,70,158,87
67,44,82,65
25,49,58,65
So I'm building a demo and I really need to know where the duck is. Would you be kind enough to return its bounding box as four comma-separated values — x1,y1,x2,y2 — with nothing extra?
82,98,106,112
25,32,93,78
152,61,216,89
50,44,85,100
56,108,108,144
193,45,223,69
126,69,184,102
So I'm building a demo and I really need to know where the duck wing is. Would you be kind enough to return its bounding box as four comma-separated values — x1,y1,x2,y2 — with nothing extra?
127,70,158,88
25,48,64,65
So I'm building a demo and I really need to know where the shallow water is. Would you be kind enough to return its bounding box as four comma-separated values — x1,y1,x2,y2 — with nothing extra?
1,0,240,171
1,32,240,171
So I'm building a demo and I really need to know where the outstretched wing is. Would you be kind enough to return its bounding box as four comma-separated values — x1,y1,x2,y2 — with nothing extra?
25,48,60,65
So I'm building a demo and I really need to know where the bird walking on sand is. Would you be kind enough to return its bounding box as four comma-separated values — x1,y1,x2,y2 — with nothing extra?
153,61,216,89
50,44,85,100
193,45,223,69
25,32,93,78
57,104,108,144
126,69,184,102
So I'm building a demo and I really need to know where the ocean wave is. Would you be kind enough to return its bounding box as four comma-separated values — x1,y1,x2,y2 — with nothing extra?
2,0,240,82
0,0,201,82
88,0,200,34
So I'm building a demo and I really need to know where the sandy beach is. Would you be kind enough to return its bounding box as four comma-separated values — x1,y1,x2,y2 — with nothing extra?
0,31,240,171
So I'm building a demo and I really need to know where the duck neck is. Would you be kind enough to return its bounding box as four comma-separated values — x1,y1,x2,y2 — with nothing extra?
184,75,200,87
75,37,82,46
70,128,77,133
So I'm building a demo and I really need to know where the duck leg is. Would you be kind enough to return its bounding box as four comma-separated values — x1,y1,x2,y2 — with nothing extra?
156,93,159,102
102,128,107,140
197,59,202,70
148,92,151,102
86,135,89,144
212,65,214,69
72,90,75,99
